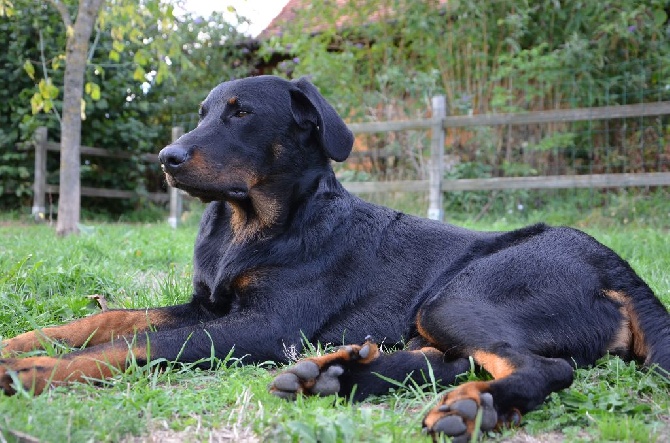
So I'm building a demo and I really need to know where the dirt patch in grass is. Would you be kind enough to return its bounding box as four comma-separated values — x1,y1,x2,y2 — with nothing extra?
122,425,258,443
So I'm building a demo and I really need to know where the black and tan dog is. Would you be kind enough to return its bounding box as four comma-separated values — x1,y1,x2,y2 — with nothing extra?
2,75,669,441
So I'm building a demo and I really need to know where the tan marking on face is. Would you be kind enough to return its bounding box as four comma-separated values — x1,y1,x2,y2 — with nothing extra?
163,148,282,244
228,96,238,105
229,187,281,244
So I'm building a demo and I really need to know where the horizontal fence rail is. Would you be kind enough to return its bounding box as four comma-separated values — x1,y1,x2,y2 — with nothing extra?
21,127,171,221
344,100,670,221
347,102,670,133
341,172,670,193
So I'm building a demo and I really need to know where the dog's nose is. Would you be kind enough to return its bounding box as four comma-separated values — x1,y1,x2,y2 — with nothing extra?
159,145,189,171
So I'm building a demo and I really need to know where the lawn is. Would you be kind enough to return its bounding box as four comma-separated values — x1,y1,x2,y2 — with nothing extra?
0,204,669,442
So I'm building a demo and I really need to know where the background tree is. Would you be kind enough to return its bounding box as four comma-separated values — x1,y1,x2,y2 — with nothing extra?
53,0,104,236
0,3,255,220
1,0,186,235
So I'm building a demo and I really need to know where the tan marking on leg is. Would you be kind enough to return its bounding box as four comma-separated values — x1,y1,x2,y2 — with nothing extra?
306,342,380,369
604,290,649,361
415,310,440,347
608,307,632,354
0,345,146,395
2,310,171,354
411,347,445,358
472,350,516,379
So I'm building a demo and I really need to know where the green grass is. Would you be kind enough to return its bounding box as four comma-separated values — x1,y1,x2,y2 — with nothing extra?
1,201,669,442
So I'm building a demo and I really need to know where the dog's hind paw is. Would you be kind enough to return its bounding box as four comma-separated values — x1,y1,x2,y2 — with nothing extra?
269,340,379,399
423,382,508,442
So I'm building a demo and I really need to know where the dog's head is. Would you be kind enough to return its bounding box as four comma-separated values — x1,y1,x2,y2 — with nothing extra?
158,76,354,203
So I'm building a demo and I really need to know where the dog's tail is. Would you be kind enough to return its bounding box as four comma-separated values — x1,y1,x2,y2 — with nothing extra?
620,280,670,376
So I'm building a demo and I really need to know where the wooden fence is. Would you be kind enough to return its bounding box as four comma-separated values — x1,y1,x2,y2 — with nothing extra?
25,99,670,225
343,100,670,222
26,127,178,221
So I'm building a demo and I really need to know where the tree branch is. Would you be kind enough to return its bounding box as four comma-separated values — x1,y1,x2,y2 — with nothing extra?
88,27,101,61
46,0,72,29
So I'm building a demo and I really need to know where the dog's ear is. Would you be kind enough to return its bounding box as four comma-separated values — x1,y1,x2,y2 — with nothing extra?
290,77,354,162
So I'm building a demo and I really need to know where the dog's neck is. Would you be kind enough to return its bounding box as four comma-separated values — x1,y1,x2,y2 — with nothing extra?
227,192,282,244
225,168,339,244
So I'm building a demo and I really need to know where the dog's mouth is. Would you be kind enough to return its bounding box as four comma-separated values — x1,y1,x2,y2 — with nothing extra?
164,172,249,203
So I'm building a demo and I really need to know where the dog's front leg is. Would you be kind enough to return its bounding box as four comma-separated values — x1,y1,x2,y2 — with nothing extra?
1,305,198,355
0,339,145,395
0,311,301,395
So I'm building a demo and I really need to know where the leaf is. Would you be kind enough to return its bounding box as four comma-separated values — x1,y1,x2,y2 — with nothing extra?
30,93,43,114
46,83,59,100
86,82,101,101
38,79,49,97
109,49,120,62
23,60,35,80
0,0,14,17
653,9,667,28
133,50,148,66
133,66,146,82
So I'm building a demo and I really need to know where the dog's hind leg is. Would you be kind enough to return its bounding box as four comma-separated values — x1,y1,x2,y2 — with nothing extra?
269,339,471,401
414,291,576,441
421,344,574,442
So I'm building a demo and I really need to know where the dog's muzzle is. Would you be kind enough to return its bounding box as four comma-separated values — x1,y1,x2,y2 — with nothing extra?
159,145,190,174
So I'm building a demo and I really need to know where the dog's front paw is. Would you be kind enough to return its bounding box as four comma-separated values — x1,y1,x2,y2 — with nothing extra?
1,331,48,356
0,356,62,395
269,340,380,400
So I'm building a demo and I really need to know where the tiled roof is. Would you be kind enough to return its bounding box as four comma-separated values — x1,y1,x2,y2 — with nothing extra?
259,0,448,39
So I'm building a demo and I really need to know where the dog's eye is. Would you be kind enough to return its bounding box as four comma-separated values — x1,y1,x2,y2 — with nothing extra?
234,110,250,118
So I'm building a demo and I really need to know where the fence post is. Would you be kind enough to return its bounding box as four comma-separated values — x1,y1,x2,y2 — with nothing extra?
427,96,446,221
32,126,48,222
167,126,184,229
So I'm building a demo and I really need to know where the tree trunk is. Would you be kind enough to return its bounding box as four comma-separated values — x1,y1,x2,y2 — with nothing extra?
56,0,104,236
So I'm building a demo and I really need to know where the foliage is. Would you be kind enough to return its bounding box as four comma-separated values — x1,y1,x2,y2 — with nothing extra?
0,2,63,206
262,0,670,182
0,2,254,217
265,0,670,113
